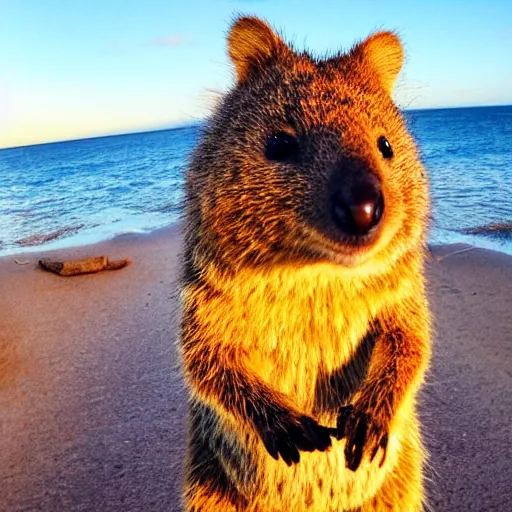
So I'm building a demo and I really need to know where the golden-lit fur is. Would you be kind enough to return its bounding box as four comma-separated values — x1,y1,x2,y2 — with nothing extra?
180,16,431,512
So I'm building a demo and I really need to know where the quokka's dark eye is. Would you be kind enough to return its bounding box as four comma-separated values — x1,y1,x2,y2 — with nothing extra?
265,131,299,162
378,136,393,159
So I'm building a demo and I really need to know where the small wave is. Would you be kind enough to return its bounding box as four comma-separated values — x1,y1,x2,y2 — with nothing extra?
15,224,84,247
149,203,181,214
460,222,512,241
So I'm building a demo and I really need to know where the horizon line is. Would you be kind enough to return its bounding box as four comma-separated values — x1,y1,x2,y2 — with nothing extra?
2,103,511,152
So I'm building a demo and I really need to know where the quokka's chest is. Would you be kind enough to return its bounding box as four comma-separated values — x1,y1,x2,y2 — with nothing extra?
198,263,406,396
238,291,382,411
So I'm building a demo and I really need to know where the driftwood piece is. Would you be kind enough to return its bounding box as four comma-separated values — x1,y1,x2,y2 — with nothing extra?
39,256,130,276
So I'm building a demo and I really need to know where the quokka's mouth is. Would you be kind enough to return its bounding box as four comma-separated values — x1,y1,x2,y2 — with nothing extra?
291,221,386,268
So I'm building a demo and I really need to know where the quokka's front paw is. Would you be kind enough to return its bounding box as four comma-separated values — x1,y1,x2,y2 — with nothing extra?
255,409,332,466
335,404,389,472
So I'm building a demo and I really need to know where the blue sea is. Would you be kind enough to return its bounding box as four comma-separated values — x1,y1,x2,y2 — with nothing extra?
1,105,511,257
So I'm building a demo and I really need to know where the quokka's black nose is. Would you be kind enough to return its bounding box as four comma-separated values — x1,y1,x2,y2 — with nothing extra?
331,180,384,236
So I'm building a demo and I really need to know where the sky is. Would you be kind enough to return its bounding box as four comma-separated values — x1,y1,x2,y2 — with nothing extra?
1,0,512,149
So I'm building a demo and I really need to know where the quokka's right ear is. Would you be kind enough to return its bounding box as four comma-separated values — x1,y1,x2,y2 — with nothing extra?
350,31,404,93
228,16,289,84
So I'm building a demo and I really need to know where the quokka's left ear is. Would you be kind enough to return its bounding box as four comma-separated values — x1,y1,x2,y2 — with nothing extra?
227,16,290,84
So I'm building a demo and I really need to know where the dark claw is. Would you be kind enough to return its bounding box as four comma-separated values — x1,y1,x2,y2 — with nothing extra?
290,444,301,464
346,446,363,471
278,438,296,466
378,434,388,467
317,425,333,451
336,404,354,439
261,430,279,461
345,414,367,471
354,413,368,447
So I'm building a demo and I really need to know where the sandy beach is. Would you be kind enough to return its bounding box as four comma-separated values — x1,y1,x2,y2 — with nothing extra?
0,227,511,511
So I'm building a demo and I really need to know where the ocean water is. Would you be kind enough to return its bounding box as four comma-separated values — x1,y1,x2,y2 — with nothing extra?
408,105,512,253
1,106,511,257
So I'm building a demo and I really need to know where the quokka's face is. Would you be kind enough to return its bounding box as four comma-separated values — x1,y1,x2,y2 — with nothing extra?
191,18,429,271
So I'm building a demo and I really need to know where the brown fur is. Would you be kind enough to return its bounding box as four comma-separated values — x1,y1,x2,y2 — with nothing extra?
179,16,431,512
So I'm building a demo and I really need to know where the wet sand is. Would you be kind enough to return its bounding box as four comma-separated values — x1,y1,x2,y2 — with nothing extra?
0,227,510,511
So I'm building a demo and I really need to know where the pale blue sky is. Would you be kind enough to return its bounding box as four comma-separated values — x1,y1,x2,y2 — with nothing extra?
1,0,511,148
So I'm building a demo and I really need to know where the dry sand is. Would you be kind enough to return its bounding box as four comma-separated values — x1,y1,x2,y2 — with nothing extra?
0,227,510,511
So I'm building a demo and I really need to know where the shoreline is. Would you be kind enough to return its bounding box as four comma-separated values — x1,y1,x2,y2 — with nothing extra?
0,221,184,260
0,223,183,264
1,228,511,511
1,219,512,263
